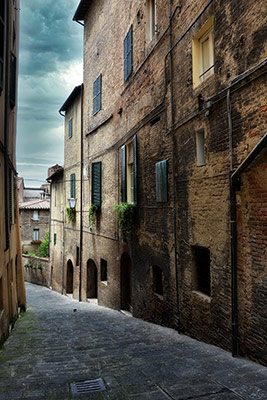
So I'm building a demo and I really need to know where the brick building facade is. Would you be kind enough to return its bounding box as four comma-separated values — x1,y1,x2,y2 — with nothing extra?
49,0,266,365
0,0,26,345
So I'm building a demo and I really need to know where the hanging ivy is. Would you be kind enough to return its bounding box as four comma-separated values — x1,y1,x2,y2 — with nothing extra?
114,202,135,233
89,204,98,227
65,206,76,222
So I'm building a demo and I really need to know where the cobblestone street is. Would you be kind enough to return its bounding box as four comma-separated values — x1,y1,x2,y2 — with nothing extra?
0,283,266,399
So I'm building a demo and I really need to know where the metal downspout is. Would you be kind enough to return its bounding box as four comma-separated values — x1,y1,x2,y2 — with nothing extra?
79,84,84,302
169,0,181,332
227,89,239,357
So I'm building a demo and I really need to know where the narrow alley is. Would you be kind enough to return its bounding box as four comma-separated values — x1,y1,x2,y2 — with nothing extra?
0,283,266,400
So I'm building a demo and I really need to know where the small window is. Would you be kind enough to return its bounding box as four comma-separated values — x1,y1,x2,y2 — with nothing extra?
9,52,16,108
93,74,102,115
54,233,56,245
68,118,73,139
76,246,79,266
192,246,211,296
192,17,214,88
146,0,156,43
32,210,39,221
121,135,138,204
91,162,101,207
155,160,168,202
124,25,133,82
100,258,107,282
196,129,205,166
70,173,75,198
33,228,39,241
153,265,163,296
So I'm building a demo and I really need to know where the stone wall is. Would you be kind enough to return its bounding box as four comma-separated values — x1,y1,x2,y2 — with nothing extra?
23,255,50,287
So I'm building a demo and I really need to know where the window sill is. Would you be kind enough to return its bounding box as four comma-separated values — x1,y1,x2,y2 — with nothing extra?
101,280,108,286
193,73,215,92
154,293,163,301
192,290,211,303
31,240,41,244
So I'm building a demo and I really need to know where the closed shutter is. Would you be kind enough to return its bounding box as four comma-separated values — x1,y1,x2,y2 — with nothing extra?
121,145,127,202
70,173,75,198
124,25,133,81
54,233,56,245
9,52,16,108
156,160,168,202
92,161,102,207
68,118,72,139
133,135,138,204
93,74,102,115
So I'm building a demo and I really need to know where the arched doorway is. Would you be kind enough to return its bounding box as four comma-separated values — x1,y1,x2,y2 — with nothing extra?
120,253,132,312
66,260,73,294
87,259,98,299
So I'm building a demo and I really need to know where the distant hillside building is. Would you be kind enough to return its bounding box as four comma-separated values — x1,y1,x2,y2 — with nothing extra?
0,0,26,345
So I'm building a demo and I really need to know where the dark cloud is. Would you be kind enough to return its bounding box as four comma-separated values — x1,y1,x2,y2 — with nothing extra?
17,0,83,186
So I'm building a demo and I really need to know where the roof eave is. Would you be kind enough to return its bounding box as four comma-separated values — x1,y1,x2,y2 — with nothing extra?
73,0,92,21
59,85,82,113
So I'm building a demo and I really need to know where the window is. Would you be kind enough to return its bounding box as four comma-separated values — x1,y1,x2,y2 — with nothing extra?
93,74,102,115
70,173,75,198
146,0,156,43
155,160,168,202
153,265,163,296
100,258,107,282
192,246,211,296
124,25,133,81
91,162,101,207
68,118,73,139
192,17,214,88
121,135,137,204
9,51,16,108
33,228,39,241
0,1,4,93
32,210,39,221
54,233,56,245
196,129,205,166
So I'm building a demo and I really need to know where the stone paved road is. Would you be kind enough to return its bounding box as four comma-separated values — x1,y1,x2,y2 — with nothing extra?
0,283,266,400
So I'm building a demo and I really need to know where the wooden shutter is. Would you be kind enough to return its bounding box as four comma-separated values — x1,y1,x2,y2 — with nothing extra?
133,135,138,204
156,160,168,202
9,52,16,108
54,233,56,245
124,25,133,81
68,118,72,138
92,162,102,207
93,74,102,115
70,173,75,198
121,145,127,202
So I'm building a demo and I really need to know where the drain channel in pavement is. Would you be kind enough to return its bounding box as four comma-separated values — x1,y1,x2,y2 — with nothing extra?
71,378,106,395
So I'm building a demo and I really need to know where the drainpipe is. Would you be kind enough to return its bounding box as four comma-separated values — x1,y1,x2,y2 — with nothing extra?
169,0,181,332
79,84,84,302
227,89,239,357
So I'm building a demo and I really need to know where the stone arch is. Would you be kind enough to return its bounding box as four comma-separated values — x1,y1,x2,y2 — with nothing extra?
87,259,98,299
120,252,132,312
66,259,74,294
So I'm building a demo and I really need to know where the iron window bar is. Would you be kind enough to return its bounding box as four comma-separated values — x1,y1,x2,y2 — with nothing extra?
199,64,214,79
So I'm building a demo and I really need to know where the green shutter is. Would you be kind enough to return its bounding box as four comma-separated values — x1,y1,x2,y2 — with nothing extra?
54,233,56,245
93,74,102,115
9,52,16,108
156,160,168,202
92,162,102,207
121,145,127,202
70,173,75,198
133,135,138,204
68,118,72,138
124,25,133,81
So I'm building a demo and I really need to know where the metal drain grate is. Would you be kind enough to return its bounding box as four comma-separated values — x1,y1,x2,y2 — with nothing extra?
71,378,106,395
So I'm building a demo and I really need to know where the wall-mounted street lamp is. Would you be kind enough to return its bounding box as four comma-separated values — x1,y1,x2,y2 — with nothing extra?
68,198,77,209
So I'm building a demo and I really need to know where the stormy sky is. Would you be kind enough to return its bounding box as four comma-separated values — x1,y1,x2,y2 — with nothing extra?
16,0,83,187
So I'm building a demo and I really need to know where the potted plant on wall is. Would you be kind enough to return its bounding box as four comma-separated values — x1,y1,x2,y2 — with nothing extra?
65,198,76,222
89,204,98,230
